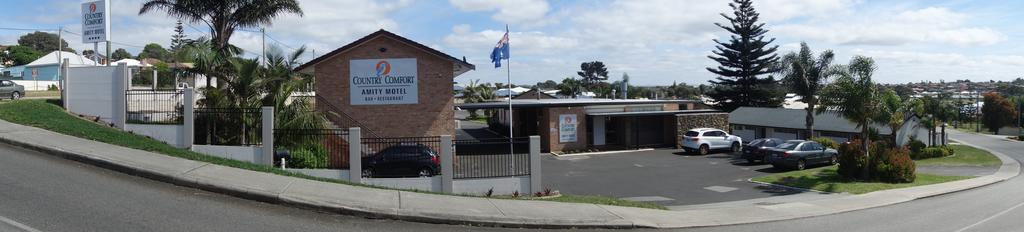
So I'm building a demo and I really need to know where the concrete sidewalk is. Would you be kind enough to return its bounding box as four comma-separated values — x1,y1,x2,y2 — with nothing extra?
0,119,1018,229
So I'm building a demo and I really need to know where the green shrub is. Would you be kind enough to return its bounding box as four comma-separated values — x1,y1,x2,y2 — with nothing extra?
908,139,926,154
810,137,839,149
287,144,328,169
871,147,916,183
47,84,58,91
838,140,868,179
913,146,953,160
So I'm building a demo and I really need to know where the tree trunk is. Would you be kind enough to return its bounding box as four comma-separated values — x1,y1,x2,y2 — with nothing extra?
805,103,815,139
860,125,871,180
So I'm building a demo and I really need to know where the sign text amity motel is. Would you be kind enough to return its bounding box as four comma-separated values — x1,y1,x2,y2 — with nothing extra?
349,58,418,105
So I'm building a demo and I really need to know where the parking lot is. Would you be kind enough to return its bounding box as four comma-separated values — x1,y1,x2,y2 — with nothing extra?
542,149,821,208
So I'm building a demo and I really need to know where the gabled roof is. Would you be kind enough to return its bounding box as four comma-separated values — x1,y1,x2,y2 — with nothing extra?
295,29,475,74
730,107,898,134
26,51,97,67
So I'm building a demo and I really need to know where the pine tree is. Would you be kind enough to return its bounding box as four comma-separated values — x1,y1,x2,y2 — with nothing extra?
706,0,783,112
170,20,187,52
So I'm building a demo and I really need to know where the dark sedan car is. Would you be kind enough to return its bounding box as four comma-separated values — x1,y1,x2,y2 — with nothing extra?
741,138,785,164
361,144,441,178
766,140,838,170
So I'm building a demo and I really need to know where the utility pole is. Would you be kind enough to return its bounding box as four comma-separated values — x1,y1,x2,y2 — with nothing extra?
57,26,62,91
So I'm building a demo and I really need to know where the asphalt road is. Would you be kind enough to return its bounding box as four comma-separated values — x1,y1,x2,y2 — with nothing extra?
543,149,808,207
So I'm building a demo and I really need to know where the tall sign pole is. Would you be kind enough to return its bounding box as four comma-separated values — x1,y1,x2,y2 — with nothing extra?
81,0,110,65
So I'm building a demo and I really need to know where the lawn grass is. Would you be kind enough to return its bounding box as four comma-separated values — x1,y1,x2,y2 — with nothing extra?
915,145,1001,167
25,90,61,98
752,166,970,194
0,99,662,209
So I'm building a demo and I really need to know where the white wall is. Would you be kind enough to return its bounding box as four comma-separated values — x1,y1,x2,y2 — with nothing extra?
192,145,261,163
773,129,798,140
12,80,58,91
66,66,119,123
363,176,442,192
453,176,530,195
125,124,185,148
592,116,606,146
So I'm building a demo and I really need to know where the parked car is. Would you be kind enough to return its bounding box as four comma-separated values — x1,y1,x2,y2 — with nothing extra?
681,128,743,155
741,138,785,164
766,140,839,170
361,144,441,178
0,80,24,100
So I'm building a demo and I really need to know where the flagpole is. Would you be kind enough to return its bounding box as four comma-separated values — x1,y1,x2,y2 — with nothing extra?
506,25,513,159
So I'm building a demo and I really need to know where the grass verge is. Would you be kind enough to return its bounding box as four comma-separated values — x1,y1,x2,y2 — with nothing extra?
0,99,664,210
751,166,970,194
915,145,1001,167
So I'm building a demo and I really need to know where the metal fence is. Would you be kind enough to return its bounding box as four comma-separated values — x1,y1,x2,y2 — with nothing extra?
453,137,530,179
125,89,183,124
274,129,350,169
194,108,262,146
360,136,443,158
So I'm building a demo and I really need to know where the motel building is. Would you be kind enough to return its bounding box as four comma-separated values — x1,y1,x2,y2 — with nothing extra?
296,30,474,138
296,29,728,153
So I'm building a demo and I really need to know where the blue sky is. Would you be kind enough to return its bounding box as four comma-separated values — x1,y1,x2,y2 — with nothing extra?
3,0,1023,86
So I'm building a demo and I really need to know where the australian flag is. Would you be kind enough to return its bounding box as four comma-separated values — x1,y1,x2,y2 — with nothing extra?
490,26,509,68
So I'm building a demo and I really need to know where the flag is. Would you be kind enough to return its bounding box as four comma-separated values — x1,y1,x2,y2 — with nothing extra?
490,26,509,68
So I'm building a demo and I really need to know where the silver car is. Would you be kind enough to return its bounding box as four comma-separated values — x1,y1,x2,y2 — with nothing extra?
0,80,24,100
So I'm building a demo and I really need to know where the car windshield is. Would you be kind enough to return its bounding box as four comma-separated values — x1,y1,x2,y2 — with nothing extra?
776,142,800,150
748,139,765,146
685,131,699,137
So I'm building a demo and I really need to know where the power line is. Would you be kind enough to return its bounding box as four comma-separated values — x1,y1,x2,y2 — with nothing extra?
265,33,298,51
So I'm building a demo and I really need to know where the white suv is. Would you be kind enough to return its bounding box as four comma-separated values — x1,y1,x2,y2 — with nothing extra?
681,128,743,155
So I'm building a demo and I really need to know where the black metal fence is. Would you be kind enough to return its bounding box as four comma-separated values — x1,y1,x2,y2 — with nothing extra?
274,129,350,169
194,108,262,146
125,89,183,124
361,136,443,158
453,137,530,179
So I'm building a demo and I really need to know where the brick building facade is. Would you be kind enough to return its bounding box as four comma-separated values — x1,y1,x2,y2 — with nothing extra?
297,30,474,137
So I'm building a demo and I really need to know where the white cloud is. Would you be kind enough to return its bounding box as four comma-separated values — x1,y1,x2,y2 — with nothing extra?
775,7,1006,47
442,24,578,56
449,0,551,26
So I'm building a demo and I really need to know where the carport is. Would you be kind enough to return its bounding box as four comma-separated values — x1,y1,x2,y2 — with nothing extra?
588,110,708,149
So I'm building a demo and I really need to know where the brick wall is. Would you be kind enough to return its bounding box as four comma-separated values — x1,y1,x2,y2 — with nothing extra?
314,36,455,137
675,113,729,148
539,107,588,152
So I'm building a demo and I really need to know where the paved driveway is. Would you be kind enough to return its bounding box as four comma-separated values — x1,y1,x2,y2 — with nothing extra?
542,149,811,207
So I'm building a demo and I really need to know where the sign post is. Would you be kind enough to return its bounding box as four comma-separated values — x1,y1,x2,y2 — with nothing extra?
81,0,110,65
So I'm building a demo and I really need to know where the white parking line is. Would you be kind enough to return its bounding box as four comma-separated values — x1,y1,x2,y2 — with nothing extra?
0,215,42,232
955,200,1024,232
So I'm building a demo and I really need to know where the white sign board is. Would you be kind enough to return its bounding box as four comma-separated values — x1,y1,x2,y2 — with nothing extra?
81,0,110,43
559,114,578,143
349,58,418,105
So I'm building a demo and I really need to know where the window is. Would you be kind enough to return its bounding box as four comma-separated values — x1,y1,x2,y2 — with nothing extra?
704,131,723,137
685,131,699,137
777,142,799,150
763,140,776,147
749,139,765,147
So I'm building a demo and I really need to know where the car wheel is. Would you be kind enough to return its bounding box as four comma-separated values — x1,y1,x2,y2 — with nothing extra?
731,142,741,153
797,159,806,170
10,91,20,100
830,155,839,165
417,167,433,177
699,144,709,156
747,158,756,164
361,168,374,178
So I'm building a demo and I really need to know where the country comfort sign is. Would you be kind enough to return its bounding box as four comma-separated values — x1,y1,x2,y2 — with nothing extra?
349,58,417,105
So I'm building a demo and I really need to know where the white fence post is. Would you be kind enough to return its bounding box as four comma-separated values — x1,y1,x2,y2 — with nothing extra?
348,127,362,183
440,135,454,193
112,63,128,129
183,88,194,148
261,106,274,166
529,135,541,194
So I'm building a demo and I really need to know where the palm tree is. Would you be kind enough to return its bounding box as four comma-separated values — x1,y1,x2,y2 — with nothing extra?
778,42,841,139
877,90,923,147
462,79,484,118
139,0,303,55
819,55,880,179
